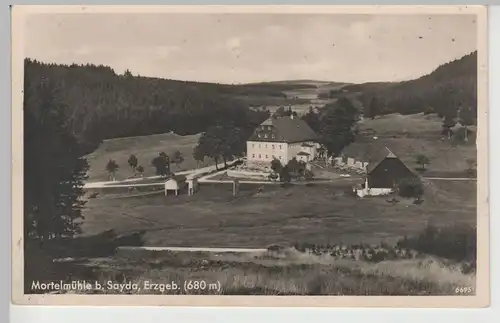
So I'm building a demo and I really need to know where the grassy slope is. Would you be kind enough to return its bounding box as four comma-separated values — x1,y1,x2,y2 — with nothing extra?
85,132,212,182
345,113,477,172
82,180,476,248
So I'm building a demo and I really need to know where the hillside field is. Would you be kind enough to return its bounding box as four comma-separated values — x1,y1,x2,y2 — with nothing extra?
82,179,476,248
85,132,212,182
344,113,477,173
84,112,477,183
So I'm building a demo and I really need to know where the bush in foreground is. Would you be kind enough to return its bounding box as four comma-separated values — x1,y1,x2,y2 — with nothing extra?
397,177,424,198
396,224,476,265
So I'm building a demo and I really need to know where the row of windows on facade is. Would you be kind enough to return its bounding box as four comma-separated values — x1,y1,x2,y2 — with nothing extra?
252,143,282,149
257,133,275,139
252,154,282,160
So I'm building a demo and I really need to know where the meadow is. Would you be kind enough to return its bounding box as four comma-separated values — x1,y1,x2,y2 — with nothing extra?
82,179,476,248
85,132,212,182
345,113,477,173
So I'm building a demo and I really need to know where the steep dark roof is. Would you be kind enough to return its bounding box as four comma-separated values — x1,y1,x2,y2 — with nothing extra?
248,116,318,143
367,147,398,174
366,148,417,188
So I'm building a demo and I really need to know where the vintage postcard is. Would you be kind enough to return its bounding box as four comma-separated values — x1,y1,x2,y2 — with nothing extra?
11,5,489,307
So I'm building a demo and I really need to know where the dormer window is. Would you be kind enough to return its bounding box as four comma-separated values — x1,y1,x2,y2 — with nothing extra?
258,134,261,138
264,134,268,139
272,134,275,139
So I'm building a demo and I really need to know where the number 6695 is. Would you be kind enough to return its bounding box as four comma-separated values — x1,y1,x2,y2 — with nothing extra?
455,287,473,294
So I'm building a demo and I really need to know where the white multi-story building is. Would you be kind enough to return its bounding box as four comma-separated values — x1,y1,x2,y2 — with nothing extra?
246,115,320,166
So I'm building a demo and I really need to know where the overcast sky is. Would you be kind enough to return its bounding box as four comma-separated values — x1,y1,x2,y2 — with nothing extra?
24,13,477,84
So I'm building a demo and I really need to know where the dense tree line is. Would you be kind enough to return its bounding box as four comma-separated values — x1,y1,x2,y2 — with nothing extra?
360,52,477,119
301,97,359,157
24,59,270,153
327,52,477,122
24,76,89,242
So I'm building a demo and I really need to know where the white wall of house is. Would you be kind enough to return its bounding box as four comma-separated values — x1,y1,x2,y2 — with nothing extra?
356,178,393,197
356,187,393,198
247,140,318,166
299,142,317,160
287,142,303,162
247,141,289,165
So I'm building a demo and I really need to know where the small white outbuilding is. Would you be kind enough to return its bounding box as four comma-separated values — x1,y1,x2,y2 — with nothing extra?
164,175,187,196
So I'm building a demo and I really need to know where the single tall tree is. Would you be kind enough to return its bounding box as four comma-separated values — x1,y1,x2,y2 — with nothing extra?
172,150,184,169
442,114,456,139
123,69,133,78
270,158,282,173
287,158,301,176
128,154,138,172
136,165,145,177
279,165,292,183
415,154,430,171
106,159,119,181
151,153,170,177
458,106,475,142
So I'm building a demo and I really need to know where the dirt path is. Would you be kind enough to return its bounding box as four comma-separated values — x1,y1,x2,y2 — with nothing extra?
84,159,242,188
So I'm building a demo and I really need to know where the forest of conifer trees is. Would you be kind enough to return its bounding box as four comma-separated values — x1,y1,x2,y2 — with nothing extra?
24,59,271,154
338,51,478,121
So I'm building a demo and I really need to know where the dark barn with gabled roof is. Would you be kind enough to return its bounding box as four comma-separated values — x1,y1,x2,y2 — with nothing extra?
357,147,418,197
367,148,417,188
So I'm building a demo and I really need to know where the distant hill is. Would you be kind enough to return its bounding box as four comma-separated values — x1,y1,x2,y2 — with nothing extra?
340,51,478,118
243,79,348,89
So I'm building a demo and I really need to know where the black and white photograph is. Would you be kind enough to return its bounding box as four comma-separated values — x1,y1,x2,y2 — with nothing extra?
11,5,489,307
